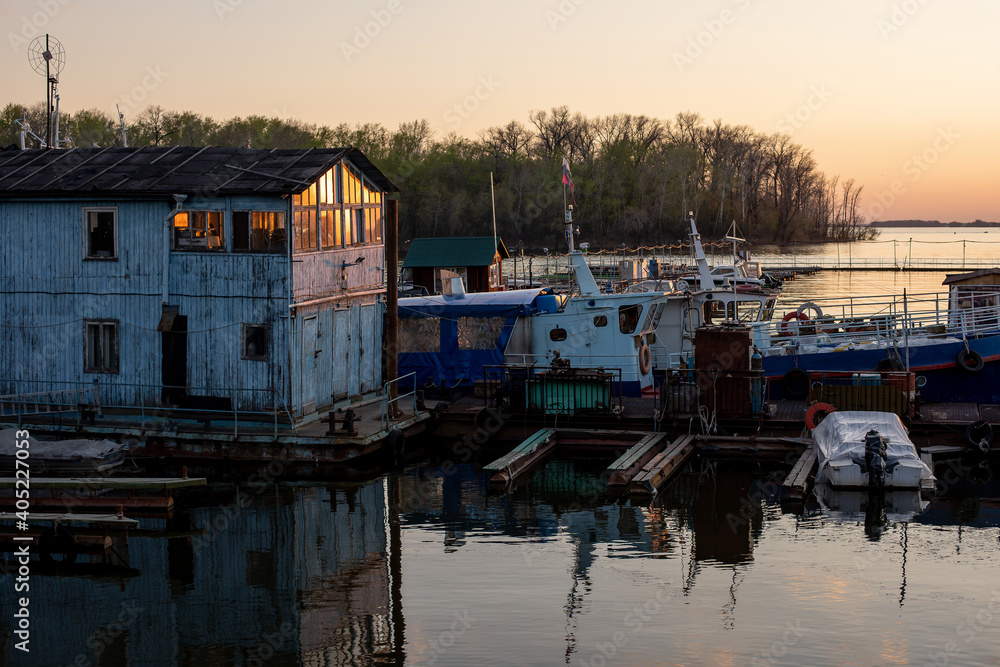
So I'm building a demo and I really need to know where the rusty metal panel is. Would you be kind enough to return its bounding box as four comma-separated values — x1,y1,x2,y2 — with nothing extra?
694,325,751,371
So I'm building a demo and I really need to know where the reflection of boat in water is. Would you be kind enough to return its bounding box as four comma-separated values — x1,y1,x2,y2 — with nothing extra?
814,482,929,521
811,412,934,490
0,428,125,473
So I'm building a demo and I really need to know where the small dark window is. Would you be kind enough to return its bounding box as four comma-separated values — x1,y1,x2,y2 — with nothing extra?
549,328,568,341
84,208,117,259
594,315,608,327
233,211,251,251
242,324,269,361
619,305,643,334
84,320,119,373
234,211,287,253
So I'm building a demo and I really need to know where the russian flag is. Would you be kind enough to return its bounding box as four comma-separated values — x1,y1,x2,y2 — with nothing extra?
562,157,574,191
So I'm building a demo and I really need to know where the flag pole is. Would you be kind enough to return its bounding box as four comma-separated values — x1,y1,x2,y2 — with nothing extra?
490,172,499,289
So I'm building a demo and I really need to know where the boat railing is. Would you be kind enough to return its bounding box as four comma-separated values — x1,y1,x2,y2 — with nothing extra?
761,295,1000,350
482,364,624,417
381,372,419,431
0,379,296,438
504,352,646,367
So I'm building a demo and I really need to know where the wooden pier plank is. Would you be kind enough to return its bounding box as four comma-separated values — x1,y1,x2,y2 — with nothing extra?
483,429,557,486
607,433,667,471
630,435,696,496
781,444,817,501
483,429,555,471
607,434,668,487
0,477,207,491
0,512,139,528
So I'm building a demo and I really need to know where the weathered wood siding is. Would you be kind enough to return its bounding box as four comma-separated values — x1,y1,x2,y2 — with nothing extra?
288,296,384,415
1,196,292,412
292,244,385,301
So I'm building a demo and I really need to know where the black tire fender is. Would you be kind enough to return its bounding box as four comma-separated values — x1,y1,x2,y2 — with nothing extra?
957,349,985,373
783,368,810,399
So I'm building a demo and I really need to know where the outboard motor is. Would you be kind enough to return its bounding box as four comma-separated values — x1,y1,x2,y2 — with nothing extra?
864,429,888,492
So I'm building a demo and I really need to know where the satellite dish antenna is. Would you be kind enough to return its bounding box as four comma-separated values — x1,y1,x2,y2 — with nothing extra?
27,34,65,149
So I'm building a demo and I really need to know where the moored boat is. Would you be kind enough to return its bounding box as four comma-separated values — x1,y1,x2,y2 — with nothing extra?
810,411,934,490
758,271,1000,403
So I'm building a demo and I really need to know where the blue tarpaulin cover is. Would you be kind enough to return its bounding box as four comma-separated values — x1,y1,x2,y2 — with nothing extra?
398,289,550,388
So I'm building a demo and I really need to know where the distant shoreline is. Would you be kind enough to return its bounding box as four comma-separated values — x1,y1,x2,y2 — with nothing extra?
871,220,1000,228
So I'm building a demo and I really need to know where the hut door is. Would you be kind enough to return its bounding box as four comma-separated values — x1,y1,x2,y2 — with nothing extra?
332,309,350,401
161,315,188,405
301,316,318,412
359,303,377,393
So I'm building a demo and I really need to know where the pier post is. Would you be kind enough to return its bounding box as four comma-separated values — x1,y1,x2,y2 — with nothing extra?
386,199,399,405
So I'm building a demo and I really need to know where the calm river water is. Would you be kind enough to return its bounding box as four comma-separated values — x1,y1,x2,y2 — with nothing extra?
2,452,998,667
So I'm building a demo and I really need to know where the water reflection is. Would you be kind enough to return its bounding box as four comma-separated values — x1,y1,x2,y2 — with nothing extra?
1,481,403,666
0,454,997,666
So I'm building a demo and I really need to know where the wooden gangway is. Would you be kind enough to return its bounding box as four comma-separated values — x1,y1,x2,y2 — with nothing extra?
483,429,556,486
629,435,696,497
781,445,818,501
606,434,669,487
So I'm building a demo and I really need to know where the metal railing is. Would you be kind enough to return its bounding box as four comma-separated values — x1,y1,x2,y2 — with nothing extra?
805,371,916,417
657,368,768,420
763,290,1000,352
762,256,1000,271
0,379,296,438
482,364,623,416
382,372,419,430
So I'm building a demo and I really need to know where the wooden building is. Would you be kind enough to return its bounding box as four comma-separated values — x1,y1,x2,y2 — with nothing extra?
0,146,398,422
402,236,508,294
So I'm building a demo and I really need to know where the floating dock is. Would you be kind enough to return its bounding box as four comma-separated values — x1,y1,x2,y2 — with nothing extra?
0,475,207,513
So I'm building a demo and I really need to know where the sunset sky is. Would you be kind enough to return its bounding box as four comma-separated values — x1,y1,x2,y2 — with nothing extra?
3,0,999,222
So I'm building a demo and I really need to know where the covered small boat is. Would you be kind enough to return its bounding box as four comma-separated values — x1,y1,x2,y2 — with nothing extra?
810,411,934,489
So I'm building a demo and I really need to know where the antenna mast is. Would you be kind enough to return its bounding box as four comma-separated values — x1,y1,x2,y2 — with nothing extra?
27,34,65,149
117,105,129,147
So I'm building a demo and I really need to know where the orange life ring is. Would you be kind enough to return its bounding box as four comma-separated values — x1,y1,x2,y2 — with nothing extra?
806,402,836,430
638,343,652,375
779,310,810,335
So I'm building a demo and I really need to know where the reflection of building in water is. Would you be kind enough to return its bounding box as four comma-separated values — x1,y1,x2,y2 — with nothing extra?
0,478,402,667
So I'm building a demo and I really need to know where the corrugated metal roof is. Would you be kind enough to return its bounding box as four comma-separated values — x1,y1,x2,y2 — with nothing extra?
0,146,399,196
402,236,509,268
943,268,1000,285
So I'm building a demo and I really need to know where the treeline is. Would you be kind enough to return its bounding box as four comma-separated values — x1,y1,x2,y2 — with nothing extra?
1,102,876,248
874,220,1000,228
